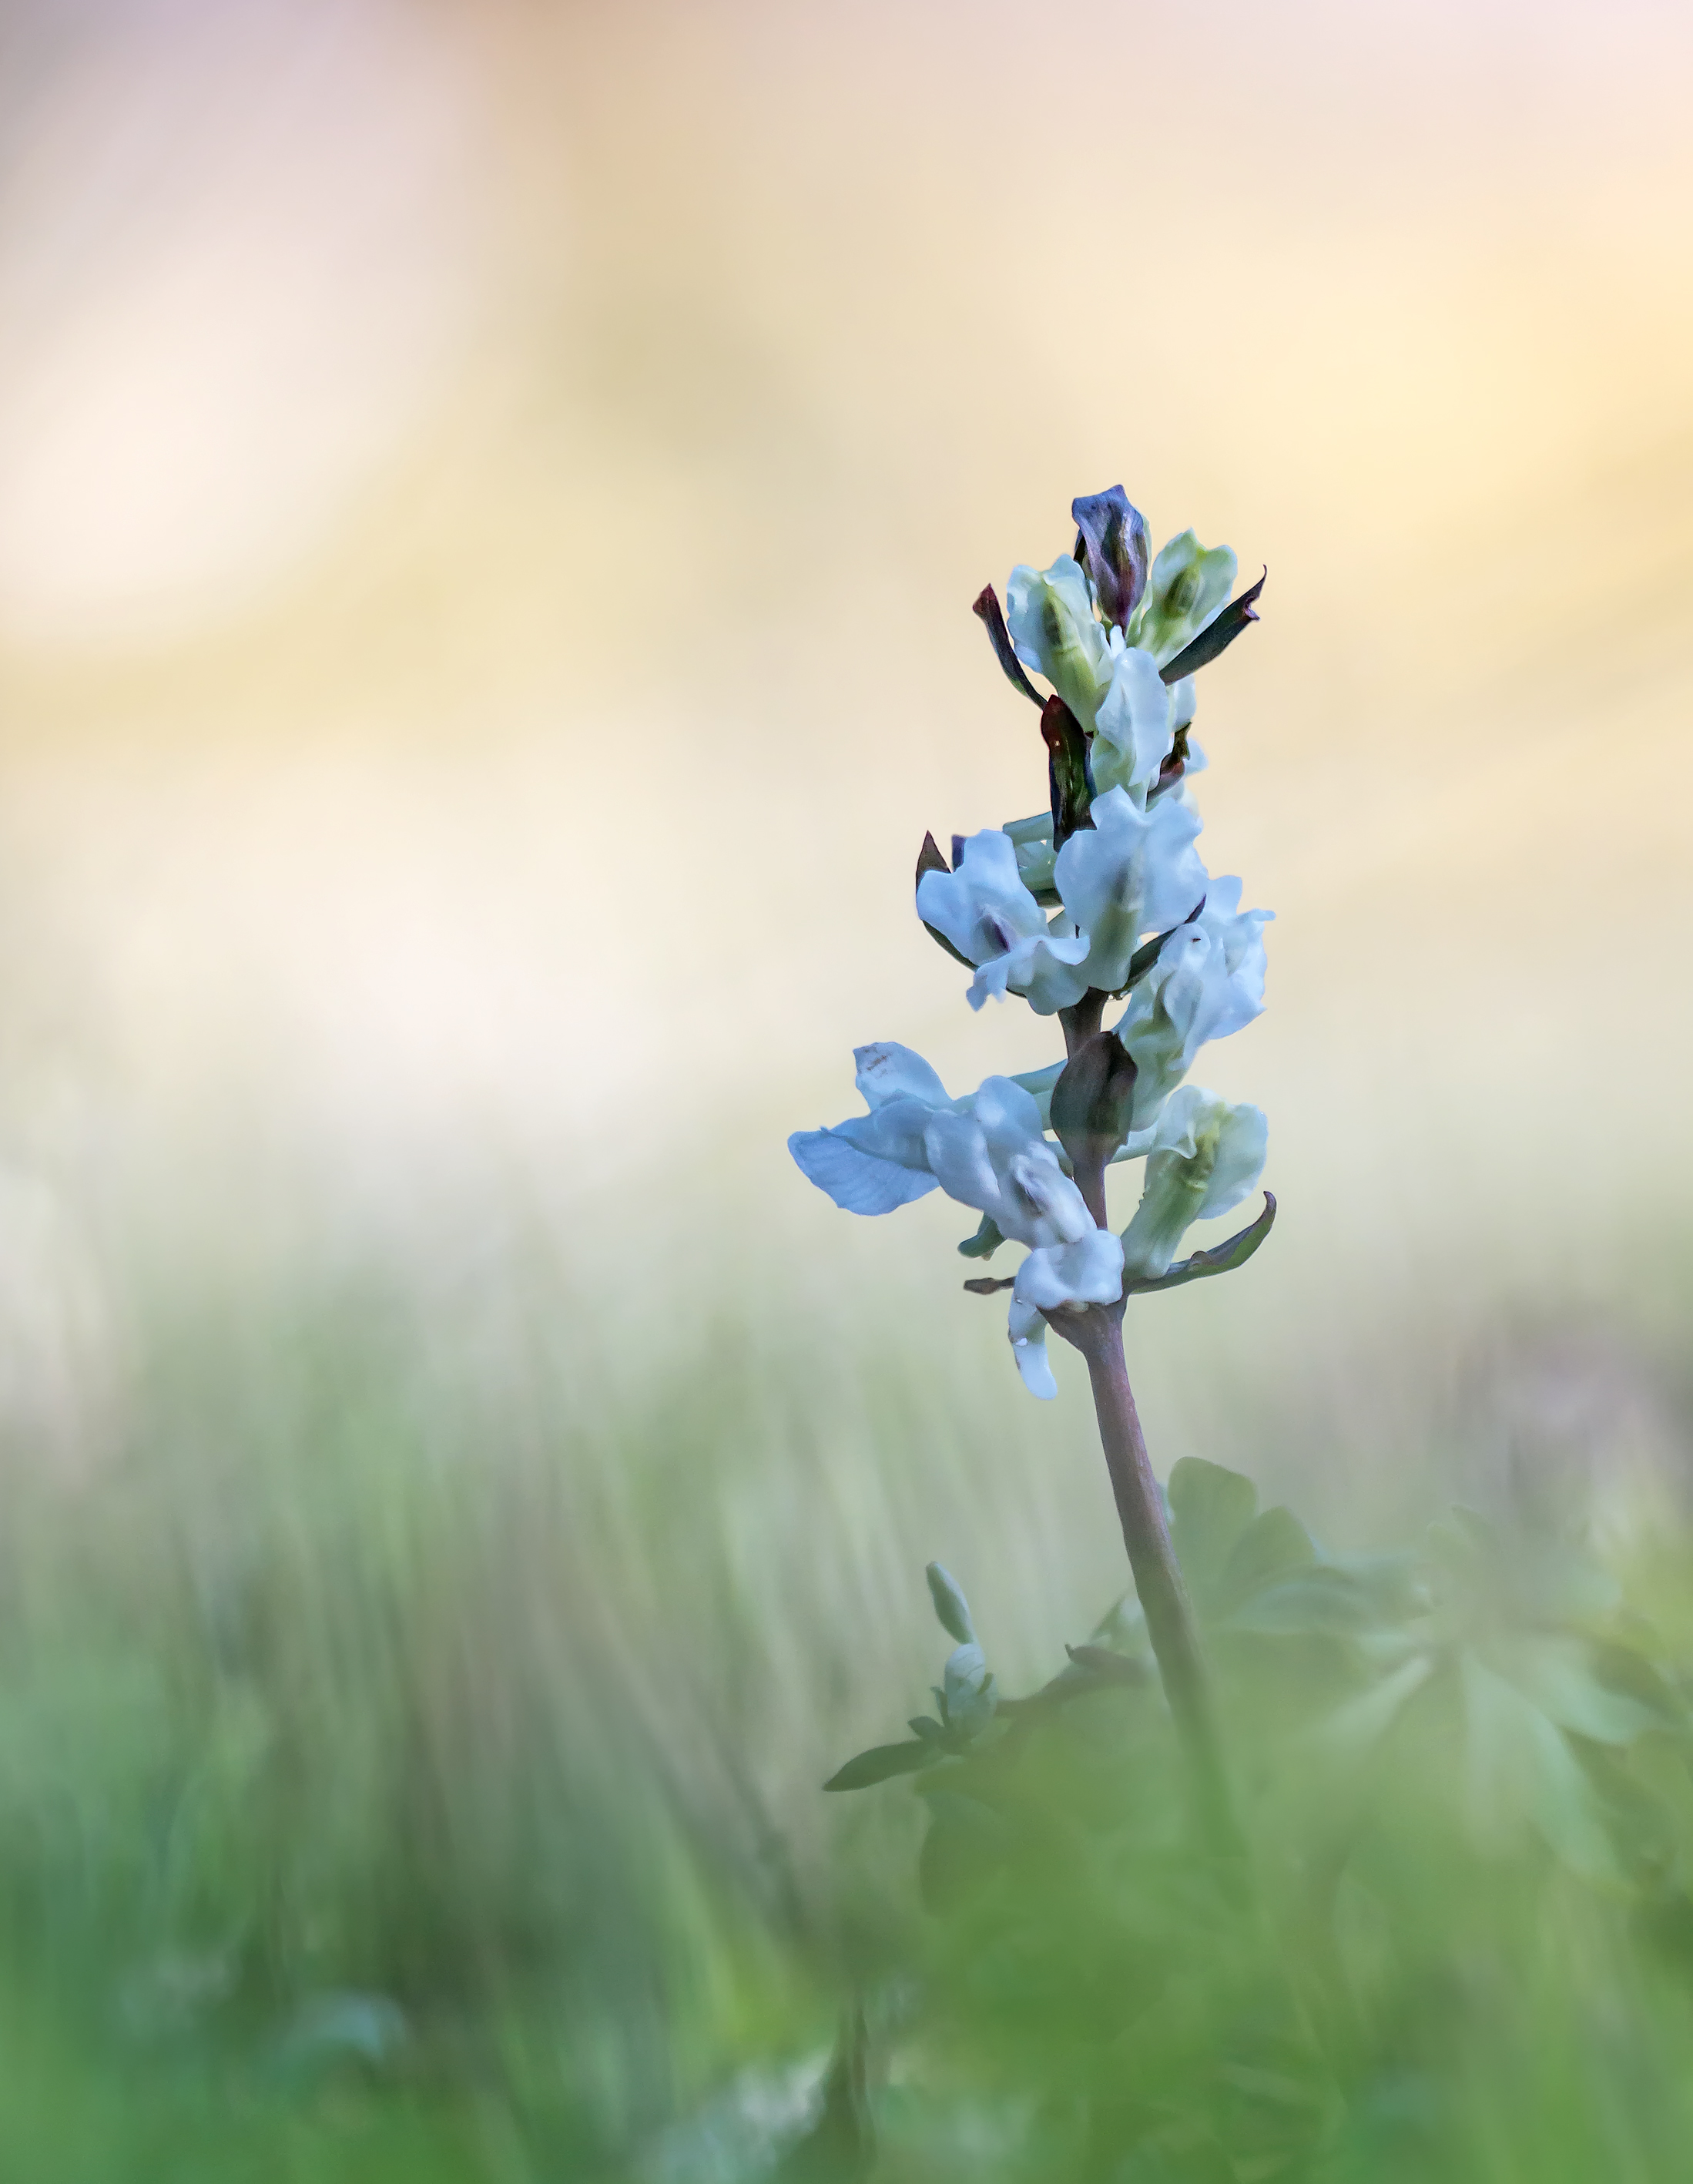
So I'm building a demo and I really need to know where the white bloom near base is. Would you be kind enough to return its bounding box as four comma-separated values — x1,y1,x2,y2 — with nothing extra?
917,829,1091,1015
1053,787,1208,997
1004,1230,1123,1401
1121,1087,1269,1281
1004,1219,1125,1401
1115,879,1272,1128
922,1076,1095,1249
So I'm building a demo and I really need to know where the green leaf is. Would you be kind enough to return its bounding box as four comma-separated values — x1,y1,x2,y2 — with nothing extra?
1460,1651,1621,1881
1316,1655,1435,1767
1168,1458,1259,1602
1483,1634,1678,1747
822,1742,937,1793
1228,1565,1382,1637
917,1789,1014,1913
1218,1506,1316,1611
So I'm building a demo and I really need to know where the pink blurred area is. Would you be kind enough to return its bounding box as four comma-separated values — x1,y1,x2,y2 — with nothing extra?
0,0,1686,1323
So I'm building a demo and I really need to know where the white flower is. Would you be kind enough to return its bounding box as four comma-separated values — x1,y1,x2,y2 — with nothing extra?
1120,1086,1269,1282
1007,1230,1125,1400
1004,555,1118,730
1128,531,1238,666
922,1076,1095,1249
1114,880,1272,1128
1091,645,1173,805
917,829,1091,1015
1052,786,1208,997
787,1042,952,1214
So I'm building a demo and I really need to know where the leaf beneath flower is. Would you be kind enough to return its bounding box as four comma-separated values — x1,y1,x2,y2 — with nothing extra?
823,1741,938,1792
1123,1191,1277,1295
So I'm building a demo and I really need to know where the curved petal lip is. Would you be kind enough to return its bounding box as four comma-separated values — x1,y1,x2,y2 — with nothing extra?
789,1129,940,1215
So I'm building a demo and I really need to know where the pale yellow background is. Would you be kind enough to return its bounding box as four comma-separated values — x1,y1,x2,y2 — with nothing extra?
0,0,1687,1584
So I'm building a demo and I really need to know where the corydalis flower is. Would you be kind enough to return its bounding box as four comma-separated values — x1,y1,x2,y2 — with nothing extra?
791,1062,1126,1398
1121,1086,1268,1281
923,1077,1095,1250
787,1042,952,1214
1115,880,1272,1128
920,789,1207,1016
1128,531,1239,666
1054,786,1207,997
792,1058,1098,1251
790,481,1272,1406
1007,562,1188,806
917,830,1091,1015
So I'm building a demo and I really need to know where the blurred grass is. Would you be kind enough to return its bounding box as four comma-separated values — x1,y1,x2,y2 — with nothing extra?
0,1174,1676,2177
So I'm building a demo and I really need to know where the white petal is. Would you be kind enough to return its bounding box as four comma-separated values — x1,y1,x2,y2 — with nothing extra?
1120,1090,1268,1278
1014,1230,1125,1311
853,1042,949,1110
922,1111,1005,1223
1054,787,1206,995
917,830,1044,969
1131,532,1238,666
833,1098,939,1172
1000,1148,1095,1248
970,1075,1045,1152
1192,1100,1269,1223
788,1129,939,1215
1007,1297,1058,1400
1091,646,1172,804
1139,796,1209,934
1005,557,1114,728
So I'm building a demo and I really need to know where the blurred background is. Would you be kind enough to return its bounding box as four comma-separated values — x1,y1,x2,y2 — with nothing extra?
0,0,1688,2172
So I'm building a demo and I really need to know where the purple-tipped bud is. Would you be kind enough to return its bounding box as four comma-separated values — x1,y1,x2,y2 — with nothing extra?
1071,485,1151,631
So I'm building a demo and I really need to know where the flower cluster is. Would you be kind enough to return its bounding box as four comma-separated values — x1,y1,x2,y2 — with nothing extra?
791,488,1272,1399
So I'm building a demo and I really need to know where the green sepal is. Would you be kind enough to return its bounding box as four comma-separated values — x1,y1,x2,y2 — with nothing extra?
972,583,1043,706
1158,568,1266,683
1123,1191,1276,1296
915,830,976,967
957,1213,1004,1260
1040,696,1094,848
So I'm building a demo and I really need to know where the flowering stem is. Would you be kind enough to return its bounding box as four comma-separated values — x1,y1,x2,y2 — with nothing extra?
1059,1300,1242,1864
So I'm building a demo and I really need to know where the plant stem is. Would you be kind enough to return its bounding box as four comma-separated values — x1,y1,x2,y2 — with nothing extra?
1059,1303,1241,1862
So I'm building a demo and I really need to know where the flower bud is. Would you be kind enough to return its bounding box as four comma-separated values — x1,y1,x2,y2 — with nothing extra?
1071,485,1151,630
926,1562,977,1645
